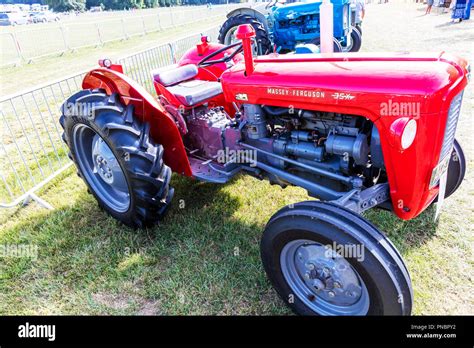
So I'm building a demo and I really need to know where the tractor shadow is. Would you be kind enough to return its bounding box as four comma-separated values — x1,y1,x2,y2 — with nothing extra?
1,171,447,314
1,173,289,314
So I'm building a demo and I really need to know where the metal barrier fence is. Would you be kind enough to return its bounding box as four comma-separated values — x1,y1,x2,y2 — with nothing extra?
0,4,237,67
0,26,221,210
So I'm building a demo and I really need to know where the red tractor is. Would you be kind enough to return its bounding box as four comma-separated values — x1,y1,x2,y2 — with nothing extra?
60,25,469,316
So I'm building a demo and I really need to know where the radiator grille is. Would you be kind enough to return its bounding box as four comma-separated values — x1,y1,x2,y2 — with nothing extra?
439,92,463,162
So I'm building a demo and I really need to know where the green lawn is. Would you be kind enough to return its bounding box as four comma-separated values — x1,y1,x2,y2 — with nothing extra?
0,2,473,315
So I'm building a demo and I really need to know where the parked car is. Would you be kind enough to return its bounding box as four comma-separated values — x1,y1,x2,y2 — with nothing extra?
29,11,60,23
0,12,30,26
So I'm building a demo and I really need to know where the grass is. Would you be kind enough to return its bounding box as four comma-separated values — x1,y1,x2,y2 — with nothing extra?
0,2,473,315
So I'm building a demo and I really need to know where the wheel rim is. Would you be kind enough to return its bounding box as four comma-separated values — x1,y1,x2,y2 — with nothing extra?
223,26,239,45
344,33,354,52
280,239,370,315
72,124,130,213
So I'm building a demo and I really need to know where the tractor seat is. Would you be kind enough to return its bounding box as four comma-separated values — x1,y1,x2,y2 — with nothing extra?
152,64,222,107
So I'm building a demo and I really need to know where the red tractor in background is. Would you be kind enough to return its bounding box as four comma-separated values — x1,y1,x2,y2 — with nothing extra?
60,24,469,316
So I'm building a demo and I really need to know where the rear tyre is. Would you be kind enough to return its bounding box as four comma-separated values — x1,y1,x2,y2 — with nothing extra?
261,201,413,316
218,14,272,55
60,89,174,228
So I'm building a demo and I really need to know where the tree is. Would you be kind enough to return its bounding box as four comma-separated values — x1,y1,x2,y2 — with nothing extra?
45,0,86,11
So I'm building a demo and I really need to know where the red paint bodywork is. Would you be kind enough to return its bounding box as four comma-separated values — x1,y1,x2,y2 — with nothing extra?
83,42,469,221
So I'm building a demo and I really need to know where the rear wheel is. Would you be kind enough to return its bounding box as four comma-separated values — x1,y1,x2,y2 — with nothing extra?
218,14,272,55
261,201,413,315
60,89,174,228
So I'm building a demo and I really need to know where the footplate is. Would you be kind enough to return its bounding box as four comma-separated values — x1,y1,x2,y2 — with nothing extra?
188,156,240,184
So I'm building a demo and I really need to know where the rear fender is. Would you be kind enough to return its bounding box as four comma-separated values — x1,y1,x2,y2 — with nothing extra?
82,67,192,176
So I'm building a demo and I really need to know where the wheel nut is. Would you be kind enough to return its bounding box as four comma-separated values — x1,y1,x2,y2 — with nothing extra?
304,273,310,279
312,279,325,291
328,291,335,298
334,282,341,288
307,263,315,270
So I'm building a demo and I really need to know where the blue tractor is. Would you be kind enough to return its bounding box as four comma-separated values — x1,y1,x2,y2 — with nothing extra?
218,0,362,54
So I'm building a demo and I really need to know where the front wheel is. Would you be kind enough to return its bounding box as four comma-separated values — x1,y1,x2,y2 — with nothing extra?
311,37,343,53
433,138,466,202
346,26,362,52
261,201,413,315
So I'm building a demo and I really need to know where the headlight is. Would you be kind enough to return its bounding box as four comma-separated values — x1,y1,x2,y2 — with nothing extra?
390,117,417,151
401,119,417,150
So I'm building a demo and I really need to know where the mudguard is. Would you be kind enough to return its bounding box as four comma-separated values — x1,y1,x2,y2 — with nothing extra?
82,67,192,177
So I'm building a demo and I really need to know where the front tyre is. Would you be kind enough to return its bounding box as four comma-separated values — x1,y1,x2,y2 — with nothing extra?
60,89,174,228
261,201,413,316
311,37,343,53
441,138,466,200
347,26,362,52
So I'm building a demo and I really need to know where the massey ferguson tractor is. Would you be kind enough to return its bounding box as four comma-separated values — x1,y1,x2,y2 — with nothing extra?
59,25,469,316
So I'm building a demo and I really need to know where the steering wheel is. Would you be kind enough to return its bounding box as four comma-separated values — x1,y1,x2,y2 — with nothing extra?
197,42,243,68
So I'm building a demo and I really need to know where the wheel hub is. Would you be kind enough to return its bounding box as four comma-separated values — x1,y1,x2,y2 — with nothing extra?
72,124,131,213
280,239,370,315
295,244,363,306
92,137,123,188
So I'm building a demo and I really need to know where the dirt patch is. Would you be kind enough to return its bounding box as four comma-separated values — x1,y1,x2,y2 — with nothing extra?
92,291,161,315
92,292,132,310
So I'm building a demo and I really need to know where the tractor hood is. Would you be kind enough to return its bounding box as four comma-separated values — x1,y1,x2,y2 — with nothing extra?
273,0,348,21
221,52,469,116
